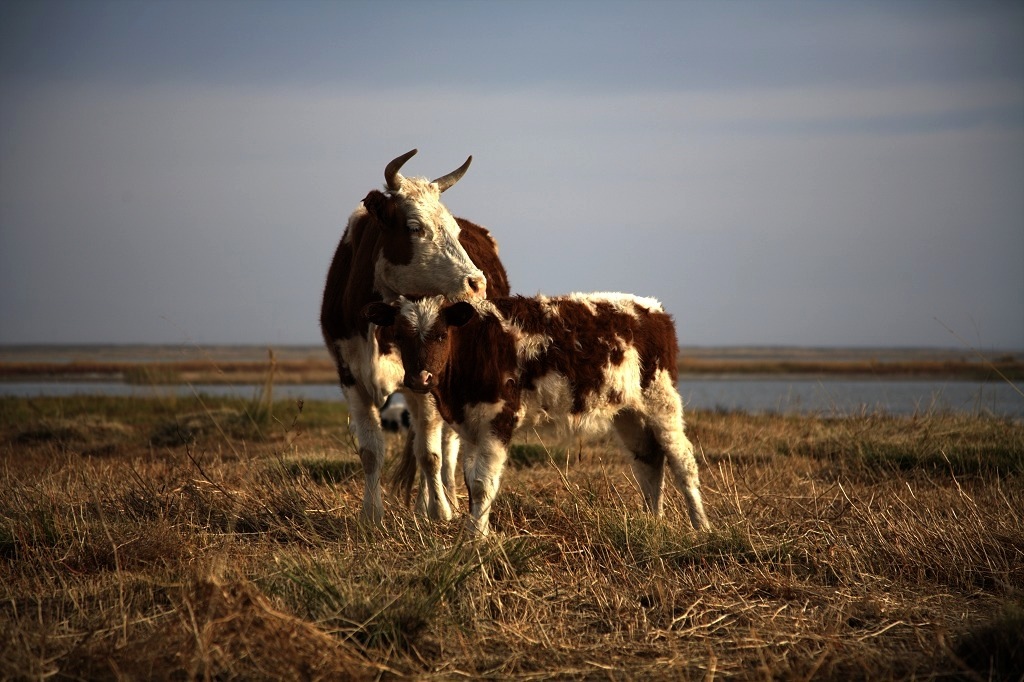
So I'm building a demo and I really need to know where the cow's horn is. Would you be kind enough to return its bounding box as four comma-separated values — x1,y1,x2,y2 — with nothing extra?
385,149,417,191
432,155,472,193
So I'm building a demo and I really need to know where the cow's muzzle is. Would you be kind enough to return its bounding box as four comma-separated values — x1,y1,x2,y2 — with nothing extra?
465,273,486,300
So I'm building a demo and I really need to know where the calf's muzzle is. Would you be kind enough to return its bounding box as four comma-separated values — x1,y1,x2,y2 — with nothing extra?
404,370,435,393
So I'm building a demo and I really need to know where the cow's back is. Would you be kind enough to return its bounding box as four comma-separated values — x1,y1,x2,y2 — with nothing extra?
455,217,510,298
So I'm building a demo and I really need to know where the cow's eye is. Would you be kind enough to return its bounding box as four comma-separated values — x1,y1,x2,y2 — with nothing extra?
406,220,421,233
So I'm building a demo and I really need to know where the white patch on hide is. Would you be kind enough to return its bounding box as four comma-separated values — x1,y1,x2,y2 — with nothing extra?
399,296,444,340
458,399,509,443
600,343,643,406
335,332,403,408
565,292,664,317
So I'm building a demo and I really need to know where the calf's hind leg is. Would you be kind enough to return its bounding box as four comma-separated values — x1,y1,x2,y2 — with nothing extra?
614,410,668,516
642,376,711,531
654,423,710,532
616,406,711,531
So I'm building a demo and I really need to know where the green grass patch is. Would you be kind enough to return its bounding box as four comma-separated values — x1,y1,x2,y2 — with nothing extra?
508,442,567,469
588,509,761,568
281,457,362,484
855,441,1024,476
264,535,539,653
955,600,1024,680
773,414,1024,477
122,365,182,385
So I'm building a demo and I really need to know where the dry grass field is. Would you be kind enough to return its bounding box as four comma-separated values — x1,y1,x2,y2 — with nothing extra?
1,392,1022,680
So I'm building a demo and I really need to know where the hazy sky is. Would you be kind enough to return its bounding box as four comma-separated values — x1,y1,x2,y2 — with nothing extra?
1,0,1022,349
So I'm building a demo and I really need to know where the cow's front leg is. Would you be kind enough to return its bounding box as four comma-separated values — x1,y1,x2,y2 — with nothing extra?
345,385,386,523
466,435,508,536
405,393,453,522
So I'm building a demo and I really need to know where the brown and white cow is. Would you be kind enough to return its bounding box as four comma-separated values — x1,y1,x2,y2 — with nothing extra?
364,293,711,536
320,150,509,522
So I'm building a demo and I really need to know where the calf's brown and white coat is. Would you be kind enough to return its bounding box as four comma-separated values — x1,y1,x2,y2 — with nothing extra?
365,293,711,535
320,150,509,522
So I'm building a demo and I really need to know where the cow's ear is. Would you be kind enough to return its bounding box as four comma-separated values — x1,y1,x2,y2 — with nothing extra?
442,301,476,328
362,301,399,326
362,190,390,225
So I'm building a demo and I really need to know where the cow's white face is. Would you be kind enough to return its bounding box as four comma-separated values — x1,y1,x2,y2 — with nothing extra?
374,177,485,302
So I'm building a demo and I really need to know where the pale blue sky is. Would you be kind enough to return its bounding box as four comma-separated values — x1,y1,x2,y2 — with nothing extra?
1,0,1022,348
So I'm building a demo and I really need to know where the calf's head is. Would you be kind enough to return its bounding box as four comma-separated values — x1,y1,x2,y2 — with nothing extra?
362,150,487,303
363,298,476,393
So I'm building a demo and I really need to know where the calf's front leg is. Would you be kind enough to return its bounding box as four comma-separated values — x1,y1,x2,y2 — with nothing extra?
405,393,453,522
465,434,508,536
441,425,460,510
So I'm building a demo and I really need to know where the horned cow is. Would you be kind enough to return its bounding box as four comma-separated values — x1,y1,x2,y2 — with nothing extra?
320,150,509,522
364,293,711,536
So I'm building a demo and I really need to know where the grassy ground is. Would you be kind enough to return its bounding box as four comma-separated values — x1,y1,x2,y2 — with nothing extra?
1,394,1021,680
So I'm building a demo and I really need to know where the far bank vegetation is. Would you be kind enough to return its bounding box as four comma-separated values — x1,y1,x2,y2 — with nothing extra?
2,346,1021,384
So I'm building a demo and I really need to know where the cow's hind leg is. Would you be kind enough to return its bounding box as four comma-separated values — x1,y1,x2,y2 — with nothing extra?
614,410,668,516
345,385,387,523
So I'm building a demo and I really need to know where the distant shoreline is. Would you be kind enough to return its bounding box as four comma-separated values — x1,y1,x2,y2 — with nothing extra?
1,344,1020,383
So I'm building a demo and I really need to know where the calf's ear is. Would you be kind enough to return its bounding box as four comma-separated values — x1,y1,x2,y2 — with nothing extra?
362,302,399,326
442,301,477,327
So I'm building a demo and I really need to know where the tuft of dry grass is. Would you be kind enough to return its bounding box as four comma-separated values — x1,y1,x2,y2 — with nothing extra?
1,395,1021,680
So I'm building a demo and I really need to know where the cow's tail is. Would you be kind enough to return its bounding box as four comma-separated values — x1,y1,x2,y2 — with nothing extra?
388,426,418,505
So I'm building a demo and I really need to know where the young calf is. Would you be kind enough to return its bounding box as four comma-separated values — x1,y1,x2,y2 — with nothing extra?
364,293,711,536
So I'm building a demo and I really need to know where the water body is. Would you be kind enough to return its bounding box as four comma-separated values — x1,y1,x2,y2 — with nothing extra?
2,378,1021,419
